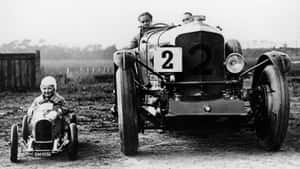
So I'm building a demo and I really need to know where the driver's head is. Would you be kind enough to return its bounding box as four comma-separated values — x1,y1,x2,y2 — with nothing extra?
182,12,193,24
40,76,57,98
138,12,152,28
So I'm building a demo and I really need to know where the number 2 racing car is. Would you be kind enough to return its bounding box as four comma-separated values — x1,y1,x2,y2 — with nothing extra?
113,15,291,155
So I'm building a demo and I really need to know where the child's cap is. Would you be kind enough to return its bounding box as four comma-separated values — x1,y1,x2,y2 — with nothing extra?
40,76,57,90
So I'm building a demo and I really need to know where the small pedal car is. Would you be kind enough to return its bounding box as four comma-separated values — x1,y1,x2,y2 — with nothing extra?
10,102,78,162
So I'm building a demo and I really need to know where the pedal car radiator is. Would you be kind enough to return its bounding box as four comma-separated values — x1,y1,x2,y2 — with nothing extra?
34,120,52,141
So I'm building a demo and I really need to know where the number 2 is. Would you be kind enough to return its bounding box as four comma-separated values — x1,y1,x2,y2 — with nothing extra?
162,50,173,69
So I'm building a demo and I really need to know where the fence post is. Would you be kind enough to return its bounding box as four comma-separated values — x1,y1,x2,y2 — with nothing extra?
3,59,8,89
35,50,41,88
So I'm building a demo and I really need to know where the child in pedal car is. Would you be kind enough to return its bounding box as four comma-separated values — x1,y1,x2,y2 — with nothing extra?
27,76,66,151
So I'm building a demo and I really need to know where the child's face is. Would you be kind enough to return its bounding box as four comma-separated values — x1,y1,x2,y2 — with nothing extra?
41,85,55,98
182,14,192,24
139,15,152,28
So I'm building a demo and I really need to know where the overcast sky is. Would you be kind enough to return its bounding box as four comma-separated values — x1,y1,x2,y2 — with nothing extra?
0,0,299,48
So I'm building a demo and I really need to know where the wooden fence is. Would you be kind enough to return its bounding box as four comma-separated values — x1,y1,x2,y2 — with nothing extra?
66,65,113,79
0,51,40,91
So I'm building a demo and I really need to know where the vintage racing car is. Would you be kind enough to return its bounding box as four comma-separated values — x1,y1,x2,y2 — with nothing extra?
10,102,78,162
113,15,291,155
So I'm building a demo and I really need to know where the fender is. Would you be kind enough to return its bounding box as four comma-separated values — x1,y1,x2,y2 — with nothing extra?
256,50,291,73
114,50,153,85
252,51,291,86
113,50,137,70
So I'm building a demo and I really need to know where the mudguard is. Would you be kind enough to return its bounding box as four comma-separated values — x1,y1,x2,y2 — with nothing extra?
114,50,148,85
113,50,137,69
253,51,291,84
257,51,291,73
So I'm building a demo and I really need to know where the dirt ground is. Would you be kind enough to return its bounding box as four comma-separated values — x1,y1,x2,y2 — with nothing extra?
1,83,300,169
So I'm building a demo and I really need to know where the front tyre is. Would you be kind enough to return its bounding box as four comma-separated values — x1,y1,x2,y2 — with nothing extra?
68,123,78,160
251,65,289,151
116,63,139,156
22,115,29,142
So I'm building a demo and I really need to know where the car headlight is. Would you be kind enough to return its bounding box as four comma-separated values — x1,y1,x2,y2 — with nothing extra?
225,53,245,74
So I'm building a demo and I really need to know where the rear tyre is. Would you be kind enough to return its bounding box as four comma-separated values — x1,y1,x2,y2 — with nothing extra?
22,115,29,142
68,123,78,160
116,64,139,156
225,39,242,56
251,65,289,151
10,124,18,163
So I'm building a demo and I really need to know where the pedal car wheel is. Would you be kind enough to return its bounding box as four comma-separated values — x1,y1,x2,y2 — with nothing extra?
10,124,18,162
116,63,138,156
22,115,29,142
251,65,289,151
68,123,78,160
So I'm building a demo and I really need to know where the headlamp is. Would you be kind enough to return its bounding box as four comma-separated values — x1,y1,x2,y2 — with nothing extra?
225,53,245,74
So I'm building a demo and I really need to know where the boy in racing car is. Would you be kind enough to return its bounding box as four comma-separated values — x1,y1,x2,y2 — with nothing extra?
111,12,154,115
125,11,153,49
182,12,193,24
27,76,66,151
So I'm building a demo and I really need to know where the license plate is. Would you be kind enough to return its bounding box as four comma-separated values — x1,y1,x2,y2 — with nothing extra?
154,47,182,72
35,152,51,156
